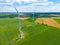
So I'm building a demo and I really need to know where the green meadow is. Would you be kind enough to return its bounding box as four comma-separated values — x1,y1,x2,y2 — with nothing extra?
52,17,60,23
0,18,60,45
54,19,60,23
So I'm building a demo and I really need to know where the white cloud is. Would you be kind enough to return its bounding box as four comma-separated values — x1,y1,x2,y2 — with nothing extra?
5,0,37,3
19,0,37,3
15,2,60,12
1,0,53,6
37,3,60,12
5,0,49,4
31,2,54,6
16,6,34,12
43,0,47,2
1,3,60,12
0,6,16,12
0,0,60,12
37,0,47,2
0,0,4,1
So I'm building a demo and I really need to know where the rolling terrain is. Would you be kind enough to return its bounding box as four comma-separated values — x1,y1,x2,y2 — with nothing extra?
0,12,60,45
0,17,60,45
35,18,60,28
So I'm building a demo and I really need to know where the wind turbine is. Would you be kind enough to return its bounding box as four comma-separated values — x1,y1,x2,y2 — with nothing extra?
1,3,23,45
13,6,23,38
32,4,35,26
8,3,23,39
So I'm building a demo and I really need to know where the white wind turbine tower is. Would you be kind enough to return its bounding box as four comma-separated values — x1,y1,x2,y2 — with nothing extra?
1,3,23,45
7,3,23,38
12,5,23,38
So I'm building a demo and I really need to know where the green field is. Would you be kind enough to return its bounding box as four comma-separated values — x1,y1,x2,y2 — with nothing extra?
52,17,60,23
54,19,60,23
0,18,19,45
0,18,60,45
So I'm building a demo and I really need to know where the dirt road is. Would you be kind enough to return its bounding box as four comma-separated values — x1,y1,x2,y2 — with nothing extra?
35,18,60,28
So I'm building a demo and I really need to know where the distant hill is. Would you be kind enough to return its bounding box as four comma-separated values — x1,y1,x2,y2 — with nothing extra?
0,12,60,18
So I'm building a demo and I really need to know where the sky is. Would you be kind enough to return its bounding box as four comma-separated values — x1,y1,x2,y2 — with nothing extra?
0,0,60,12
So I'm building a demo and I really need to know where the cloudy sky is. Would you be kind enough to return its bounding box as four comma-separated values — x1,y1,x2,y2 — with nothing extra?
0,0,60,12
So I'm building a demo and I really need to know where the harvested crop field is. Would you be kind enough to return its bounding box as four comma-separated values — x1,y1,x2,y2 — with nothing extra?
35,18,60,28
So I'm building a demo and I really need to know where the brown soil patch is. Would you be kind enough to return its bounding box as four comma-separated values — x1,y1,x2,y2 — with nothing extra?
20,18,29,21
35,18,60,28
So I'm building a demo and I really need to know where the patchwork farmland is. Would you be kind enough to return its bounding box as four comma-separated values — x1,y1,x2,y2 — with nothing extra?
0,13,60,45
